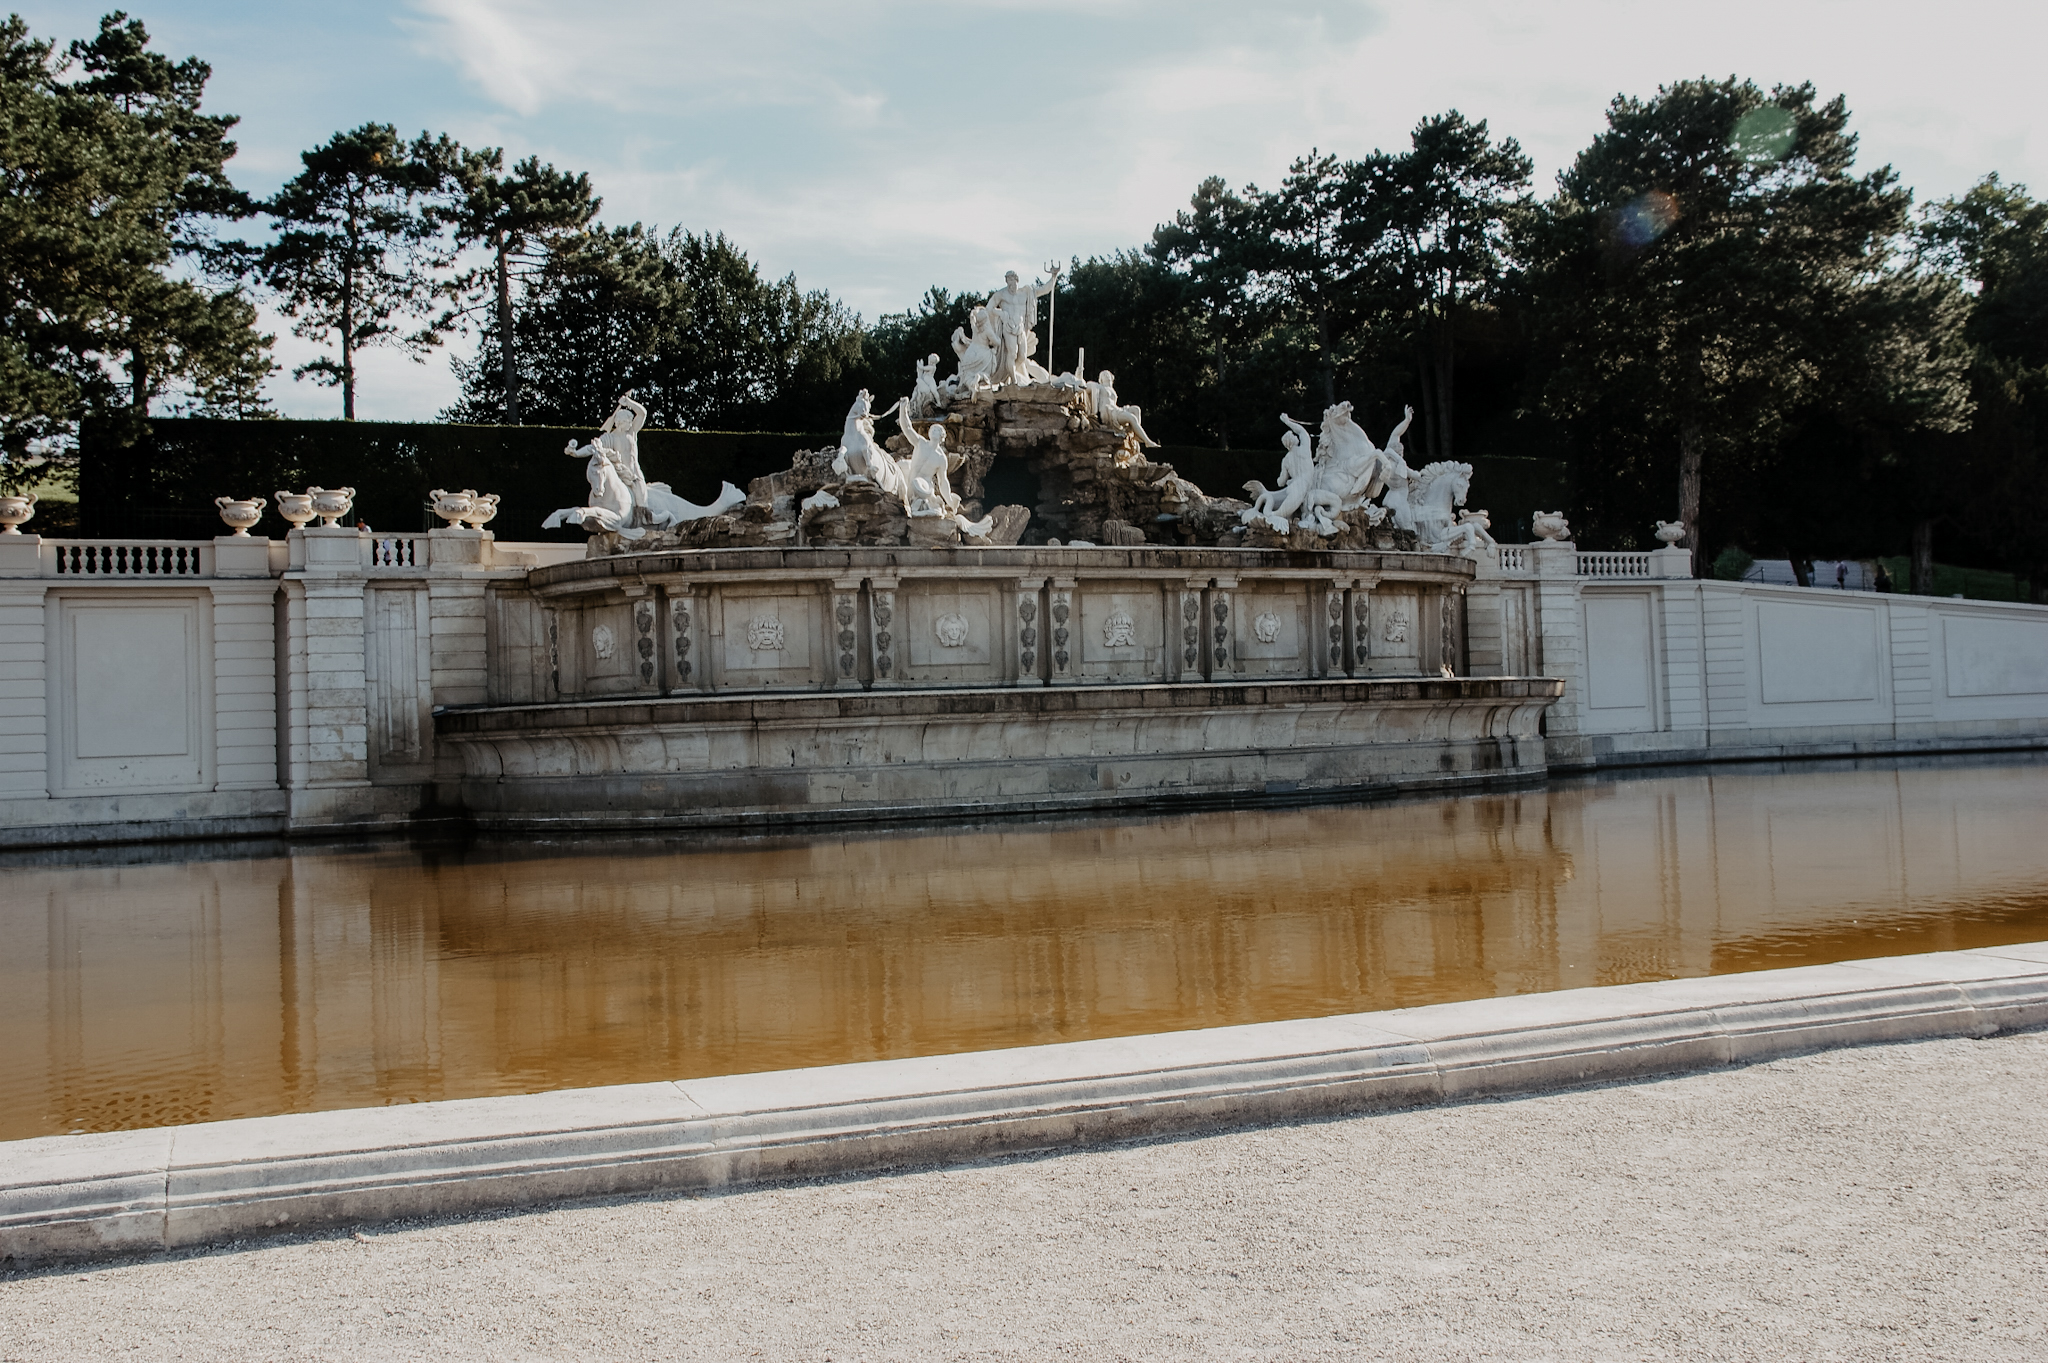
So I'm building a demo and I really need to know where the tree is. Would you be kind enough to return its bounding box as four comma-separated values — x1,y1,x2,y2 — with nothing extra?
260,123,454,419
1344,112,1532,464
0,12,271,492
1523,79,1968,570
1915,176,2048,596
444,149,599,423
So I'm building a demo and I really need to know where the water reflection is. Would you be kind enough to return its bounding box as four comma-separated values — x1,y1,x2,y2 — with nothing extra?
4,757,2046,1141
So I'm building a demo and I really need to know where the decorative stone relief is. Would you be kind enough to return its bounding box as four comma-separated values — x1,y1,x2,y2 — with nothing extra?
635,599,656,685
833,590,859,683
1210,593,1231,672
1016,592,1039,675
1253,611,1282,644
1353,592,1372,665
871,589,896,680
934,612,971,649
1440,591,1461,674
1383,610,1410,645
1103,609,1137,649
1048,586,1073,679
671,598,694,685
1180,590,1202,672
547,610,560,695
747,617,786,652
592,623,617,661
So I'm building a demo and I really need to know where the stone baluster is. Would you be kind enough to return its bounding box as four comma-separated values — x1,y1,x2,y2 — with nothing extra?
868,577,900,688
1047,578,1076,685
830,578,863,690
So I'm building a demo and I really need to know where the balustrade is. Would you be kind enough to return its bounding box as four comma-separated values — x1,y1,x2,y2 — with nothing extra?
48,540,211,577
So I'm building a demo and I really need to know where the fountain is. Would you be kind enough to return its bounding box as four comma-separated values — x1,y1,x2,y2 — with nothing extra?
443,269,1561,831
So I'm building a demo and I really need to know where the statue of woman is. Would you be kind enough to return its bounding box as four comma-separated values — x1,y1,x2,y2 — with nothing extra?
910,354,943,417
949,306,1000,395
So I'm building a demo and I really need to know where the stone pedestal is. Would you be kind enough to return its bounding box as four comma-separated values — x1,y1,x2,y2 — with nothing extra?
212,535,272,578
1651,545,1693,578
0,533,41,576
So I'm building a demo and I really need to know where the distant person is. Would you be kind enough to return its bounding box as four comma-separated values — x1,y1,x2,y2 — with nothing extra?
1836,562,1847,590
1875,564,1893,593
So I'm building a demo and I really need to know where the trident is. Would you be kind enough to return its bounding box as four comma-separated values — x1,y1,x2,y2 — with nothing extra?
1043,258,1064,376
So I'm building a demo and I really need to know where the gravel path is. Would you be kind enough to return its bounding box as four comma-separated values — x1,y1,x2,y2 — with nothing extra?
5,1032,2045,1361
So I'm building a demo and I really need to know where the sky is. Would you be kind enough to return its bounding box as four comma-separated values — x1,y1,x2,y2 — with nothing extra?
21,0,2048,421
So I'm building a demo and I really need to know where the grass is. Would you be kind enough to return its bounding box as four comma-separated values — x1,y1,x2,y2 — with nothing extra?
1875,557,2030,602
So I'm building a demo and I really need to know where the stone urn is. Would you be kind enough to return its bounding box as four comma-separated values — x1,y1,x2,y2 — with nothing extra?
1654,519,1687,545
428,489,477,526
214,495,266,536
275,491,318,529
461,492,500,530
0,490,35,534
1531,510,1572,542
307,486,356,527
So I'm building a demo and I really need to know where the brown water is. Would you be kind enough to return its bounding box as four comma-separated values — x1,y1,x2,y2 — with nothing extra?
5,757,2047,1143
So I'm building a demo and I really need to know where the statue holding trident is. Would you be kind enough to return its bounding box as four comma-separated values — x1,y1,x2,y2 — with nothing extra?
986,269,1057,385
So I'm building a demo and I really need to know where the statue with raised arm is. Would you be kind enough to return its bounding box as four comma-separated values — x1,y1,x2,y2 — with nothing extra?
946,306,1000,399
545,389,742,536
987,270,1056,385
895,403,960,517
1241,413,1318,532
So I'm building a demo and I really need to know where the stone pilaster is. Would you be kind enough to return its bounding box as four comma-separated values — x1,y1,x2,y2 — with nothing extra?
830,578,863,690
1047,579,1076,685
1348,582,1375,676
868,577,900,688
1206,579,1236,679
667,589,702,693
1175,582,1205,682
1013,578,1045,684
1320,580,1347,677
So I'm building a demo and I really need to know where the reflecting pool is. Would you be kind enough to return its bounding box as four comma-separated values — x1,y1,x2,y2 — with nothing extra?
4,756,2047,1142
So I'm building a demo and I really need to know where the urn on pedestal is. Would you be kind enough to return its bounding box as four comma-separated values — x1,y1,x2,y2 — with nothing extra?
275,491,318,529
307,486,356,527
0,490,35,534
429,489,477,526
214,495,266,536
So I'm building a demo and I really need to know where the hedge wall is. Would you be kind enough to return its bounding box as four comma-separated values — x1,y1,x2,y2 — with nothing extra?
76,418,1568,545
78,418,838,541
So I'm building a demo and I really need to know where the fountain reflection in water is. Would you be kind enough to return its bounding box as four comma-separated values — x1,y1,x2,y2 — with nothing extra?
4,757,2047,1142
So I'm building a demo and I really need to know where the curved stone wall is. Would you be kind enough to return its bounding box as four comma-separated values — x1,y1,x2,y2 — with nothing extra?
498,545,1480,702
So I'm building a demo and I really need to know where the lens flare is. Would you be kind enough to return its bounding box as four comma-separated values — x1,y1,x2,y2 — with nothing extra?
1612,190,1680,250
1731,106,1797,164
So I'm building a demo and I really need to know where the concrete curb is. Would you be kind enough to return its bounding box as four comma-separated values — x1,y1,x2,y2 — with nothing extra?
6,942,2046,1265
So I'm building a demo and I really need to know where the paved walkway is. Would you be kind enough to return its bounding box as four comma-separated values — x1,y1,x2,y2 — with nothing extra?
4,1032,2045,1361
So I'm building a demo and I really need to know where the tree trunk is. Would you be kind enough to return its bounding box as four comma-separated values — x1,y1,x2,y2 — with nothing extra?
496,237,518,424
130,351,148,412
1678,422,1705,577
1911,519,1935,596
1791,558,1812,588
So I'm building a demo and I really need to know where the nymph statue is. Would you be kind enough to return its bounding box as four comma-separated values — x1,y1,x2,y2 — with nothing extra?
544,390,743,535
1085,371,1158,446
947,306,1001,398
909,355,943,417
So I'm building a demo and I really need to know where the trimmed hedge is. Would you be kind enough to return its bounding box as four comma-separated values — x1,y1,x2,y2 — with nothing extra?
76,418,1569,545
78,418,838,541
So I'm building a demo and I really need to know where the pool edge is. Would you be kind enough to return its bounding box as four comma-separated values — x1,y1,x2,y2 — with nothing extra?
6,941,2046,1267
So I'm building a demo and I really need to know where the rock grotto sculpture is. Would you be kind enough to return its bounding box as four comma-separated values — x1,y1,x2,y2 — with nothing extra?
544,268,1500,558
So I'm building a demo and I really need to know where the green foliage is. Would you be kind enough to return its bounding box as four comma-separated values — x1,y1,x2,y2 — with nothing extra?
448,227,864,432
0,11,272,491
79,415,835,540
259,123,457,419
441,148,600,424
1520,78,1970,563
1711,545,1754,581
